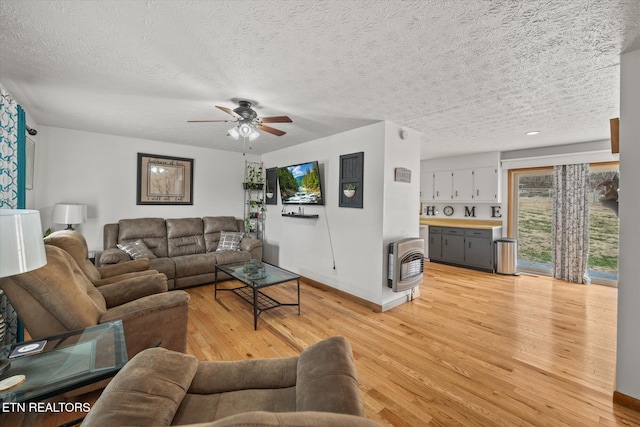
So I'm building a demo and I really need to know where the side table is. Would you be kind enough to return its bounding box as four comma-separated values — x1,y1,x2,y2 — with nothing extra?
0,320,127,404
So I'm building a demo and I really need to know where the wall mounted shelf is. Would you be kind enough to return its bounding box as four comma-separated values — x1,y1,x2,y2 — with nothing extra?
281,214,319,219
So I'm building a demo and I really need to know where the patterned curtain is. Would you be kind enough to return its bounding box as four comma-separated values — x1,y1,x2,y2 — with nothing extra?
552,164,591,284
0,84,23,344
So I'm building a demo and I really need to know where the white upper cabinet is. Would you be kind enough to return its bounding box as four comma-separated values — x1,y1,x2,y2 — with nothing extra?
421,167,501,203
472,167,500,202
433,171,453,201
420,171,435,200
453,169,473,201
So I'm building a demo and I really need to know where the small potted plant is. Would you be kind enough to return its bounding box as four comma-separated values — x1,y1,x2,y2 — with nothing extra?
343,184,356,198
243,162,264,190
265,180,274,199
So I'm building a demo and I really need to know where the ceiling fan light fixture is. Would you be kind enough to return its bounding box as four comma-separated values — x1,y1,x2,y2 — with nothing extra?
227,126,240,140
248,128,260,141
238,122,253,138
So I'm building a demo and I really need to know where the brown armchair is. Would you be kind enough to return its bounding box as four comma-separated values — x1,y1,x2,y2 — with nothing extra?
82,336,380,426
44,230,157,287
0,244,189,358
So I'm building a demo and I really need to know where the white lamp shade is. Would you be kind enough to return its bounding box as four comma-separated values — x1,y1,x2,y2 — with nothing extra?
0,209,47,278
52,203,87,225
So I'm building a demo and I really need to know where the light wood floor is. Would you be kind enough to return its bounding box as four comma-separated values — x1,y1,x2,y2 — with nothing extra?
189,262,639,426
4,262,640,426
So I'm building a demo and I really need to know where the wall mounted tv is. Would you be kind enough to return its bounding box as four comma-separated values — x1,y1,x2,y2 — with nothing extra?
277,161,324,205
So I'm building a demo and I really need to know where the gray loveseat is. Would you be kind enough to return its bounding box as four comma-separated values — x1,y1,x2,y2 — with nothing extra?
100,217,262,290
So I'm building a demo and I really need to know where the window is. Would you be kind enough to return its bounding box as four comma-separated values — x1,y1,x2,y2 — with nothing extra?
509,163,619,285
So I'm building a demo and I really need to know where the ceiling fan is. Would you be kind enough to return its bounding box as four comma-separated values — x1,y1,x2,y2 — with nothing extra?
188,100,292,140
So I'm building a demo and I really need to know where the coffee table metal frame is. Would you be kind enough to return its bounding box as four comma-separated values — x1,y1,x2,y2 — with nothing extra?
214,260,300,330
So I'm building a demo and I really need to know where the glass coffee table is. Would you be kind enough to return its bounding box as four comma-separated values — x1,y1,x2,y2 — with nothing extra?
215,259,300,330
0,320,127,404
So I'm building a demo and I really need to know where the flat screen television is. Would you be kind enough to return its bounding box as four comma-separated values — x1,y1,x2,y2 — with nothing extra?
277,161,324,205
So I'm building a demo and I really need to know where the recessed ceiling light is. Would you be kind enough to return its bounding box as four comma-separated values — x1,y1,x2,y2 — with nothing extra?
525,131,540,136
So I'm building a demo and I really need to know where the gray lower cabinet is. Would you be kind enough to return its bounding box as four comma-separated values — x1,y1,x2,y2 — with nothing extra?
441,228,465,264
428,225,501,272
429,227,443,261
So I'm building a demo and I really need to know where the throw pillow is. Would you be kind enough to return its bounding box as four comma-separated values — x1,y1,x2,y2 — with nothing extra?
216,231,244,252
117,239,157,260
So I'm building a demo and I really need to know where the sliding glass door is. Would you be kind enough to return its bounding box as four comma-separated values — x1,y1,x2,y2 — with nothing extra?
510,163,619,285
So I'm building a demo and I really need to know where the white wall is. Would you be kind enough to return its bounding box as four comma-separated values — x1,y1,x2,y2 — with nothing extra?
261,122,420,308
616,48,640,400
381,123,421,308
33,126,249,252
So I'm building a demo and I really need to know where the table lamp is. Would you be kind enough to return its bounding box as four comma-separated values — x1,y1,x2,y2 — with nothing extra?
0,209,47,374
52,203,87,230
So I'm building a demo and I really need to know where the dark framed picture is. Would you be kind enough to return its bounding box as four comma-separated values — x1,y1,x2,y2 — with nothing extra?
137,153,193,205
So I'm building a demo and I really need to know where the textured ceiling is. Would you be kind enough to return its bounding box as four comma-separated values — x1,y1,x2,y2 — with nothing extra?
1,0,639,159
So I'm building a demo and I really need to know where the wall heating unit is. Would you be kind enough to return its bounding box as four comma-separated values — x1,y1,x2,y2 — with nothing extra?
388,238,424,292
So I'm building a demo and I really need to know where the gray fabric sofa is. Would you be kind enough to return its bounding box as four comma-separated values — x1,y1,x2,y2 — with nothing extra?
100,217,262,290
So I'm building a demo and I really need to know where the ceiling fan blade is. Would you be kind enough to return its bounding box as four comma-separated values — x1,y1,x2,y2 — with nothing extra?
258,124,286,136
260,115,293,123
187,120,233,123
216,105,243,119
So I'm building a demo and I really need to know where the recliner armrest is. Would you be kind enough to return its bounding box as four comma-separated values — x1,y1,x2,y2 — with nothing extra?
240,236,262,252
97,258,151,278
99,248,130,265
97,273,168,307
100,290,190,324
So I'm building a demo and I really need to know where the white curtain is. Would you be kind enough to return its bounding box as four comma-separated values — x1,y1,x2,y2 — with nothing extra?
552,164,591,284
1,85,21,344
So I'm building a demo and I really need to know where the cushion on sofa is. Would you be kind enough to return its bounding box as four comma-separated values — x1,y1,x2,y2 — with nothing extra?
117,239,157,260
216,231,244,251
203,216,240,252
167,218,205,257
172,253,218,277
119,218,168,258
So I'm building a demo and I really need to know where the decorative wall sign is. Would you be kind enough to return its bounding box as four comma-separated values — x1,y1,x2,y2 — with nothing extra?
464,206,476,217
339,152,364,208
491,206,502,218
394,167,412,183
443,206,454,216
265,167,277,205
137,153,193,205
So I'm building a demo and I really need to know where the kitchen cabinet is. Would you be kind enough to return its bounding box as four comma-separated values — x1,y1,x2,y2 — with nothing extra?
464,229,494,270
428,225,502,272
420,171,434,201
429,226,443,261
420,166,501,203
433,171,453,201
453,169,473,201
441,227,465,264
472,167,500,202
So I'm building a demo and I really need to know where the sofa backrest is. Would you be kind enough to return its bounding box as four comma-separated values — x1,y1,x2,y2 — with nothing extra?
166,218,205,257
118,218,169,258
203,216,241,252
104,217,247,256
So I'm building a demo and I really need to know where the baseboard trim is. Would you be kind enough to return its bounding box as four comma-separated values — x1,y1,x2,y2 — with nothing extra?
301,276,383,313
613,390,640,412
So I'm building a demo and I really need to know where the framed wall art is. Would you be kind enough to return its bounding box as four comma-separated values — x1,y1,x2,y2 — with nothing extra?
137,153,194,205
